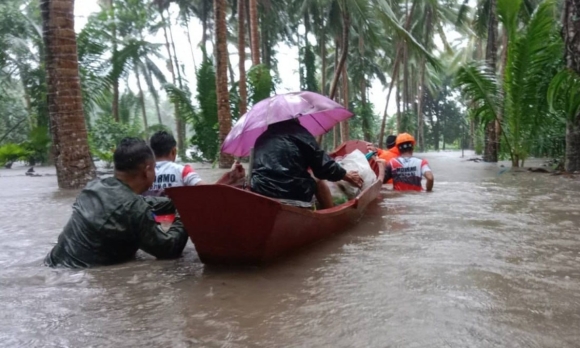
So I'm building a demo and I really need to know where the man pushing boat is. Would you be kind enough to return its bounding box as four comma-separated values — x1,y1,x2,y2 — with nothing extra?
381,133,434,192
46,138,192,268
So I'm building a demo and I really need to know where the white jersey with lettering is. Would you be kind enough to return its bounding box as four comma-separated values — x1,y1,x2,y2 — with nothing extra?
386,156,431,191
151,161,202,190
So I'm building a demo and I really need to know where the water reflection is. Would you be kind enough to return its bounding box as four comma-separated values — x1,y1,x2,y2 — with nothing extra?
1,154,580,347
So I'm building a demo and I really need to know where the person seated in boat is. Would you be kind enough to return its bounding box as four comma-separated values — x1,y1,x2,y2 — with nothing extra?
250,118,363,209
44,138,190,268
145,131,245,196
382,133,434,192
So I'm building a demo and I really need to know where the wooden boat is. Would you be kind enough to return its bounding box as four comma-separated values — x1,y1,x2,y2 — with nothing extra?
165,140,385,265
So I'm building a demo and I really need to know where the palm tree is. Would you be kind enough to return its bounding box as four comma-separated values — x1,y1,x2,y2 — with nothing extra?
40,0,95,188
248,0,260,66
456,0,562,167
483,0,499,162
561,0,580,171
98,0,120,122
238,0,248,115
215,0,234,168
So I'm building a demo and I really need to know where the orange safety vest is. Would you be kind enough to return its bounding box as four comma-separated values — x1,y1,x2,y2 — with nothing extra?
376,148,400,184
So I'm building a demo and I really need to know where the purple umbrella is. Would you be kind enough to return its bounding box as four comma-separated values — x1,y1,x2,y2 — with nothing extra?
221,91,353,157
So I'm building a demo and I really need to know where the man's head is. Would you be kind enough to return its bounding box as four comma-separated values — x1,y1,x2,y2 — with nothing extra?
149,131,177,161
114,137,156,194
385,135,397,150
396,133,416,155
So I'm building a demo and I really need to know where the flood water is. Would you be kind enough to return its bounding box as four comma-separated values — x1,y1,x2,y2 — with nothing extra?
1,152,580,347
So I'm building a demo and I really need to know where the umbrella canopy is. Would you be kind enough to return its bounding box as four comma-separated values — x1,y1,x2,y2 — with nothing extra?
221,91,353,157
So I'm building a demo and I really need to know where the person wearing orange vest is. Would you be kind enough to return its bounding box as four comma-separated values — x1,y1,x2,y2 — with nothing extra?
367,135,400,184
382,133,434,192
367,134,400,162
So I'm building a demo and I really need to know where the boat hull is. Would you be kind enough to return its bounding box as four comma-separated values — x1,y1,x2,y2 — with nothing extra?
165,140,384,265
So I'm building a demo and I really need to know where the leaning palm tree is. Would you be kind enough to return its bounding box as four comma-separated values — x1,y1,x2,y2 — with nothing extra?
40,0,95,188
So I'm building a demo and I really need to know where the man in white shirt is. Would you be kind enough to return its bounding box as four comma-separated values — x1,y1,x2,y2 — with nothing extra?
147,131,244,193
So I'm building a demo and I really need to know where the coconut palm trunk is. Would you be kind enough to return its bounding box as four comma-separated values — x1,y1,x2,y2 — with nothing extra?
248,0,260,65
167,13,186,159
320,33,327,95
105,0,119,122
134,66,148,132
215,0,234,168
317,12,349,146
238,0,248,115
563,0,580,172
483,0,499,162
159,9,180,140
328,11,349,101
417,58,426,151
340,62,349,142
378,0,418,145
40,0,95,189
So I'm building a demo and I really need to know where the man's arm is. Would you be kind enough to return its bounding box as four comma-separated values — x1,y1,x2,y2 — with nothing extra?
424,171,434,192
182,165,203,186
142,196,175,215
421,159,434,192
300,136,346,182
131,199,189,259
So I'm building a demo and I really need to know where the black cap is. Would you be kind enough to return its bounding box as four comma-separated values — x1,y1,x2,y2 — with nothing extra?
386,135,397,149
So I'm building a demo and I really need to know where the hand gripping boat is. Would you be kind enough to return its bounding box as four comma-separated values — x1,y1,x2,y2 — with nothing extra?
165,140,385,265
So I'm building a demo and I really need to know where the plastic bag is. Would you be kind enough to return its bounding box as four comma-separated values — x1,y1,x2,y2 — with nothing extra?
337,149,377,198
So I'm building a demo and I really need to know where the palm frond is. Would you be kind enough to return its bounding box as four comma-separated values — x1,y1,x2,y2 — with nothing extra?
548,69,580,122
455,63,501,125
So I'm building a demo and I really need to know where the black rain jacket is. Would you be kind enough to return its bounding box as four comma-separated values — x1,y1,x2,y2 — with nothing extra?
250,121,346,202
45,177,188,268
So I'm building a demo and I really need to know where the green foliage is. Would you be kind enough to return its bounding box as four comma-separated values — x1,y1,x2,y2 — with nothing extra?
548,68,580,122
21,126,51,165
89,115,140,164
399,110,417,136
424,78,466,151
193,58,219,160
248,64,275,106
456,0,563,165
166,58,220,161
474,126,484,155
352,101,376,142
300,44,318,92
0,143,31,166
0,94,29,145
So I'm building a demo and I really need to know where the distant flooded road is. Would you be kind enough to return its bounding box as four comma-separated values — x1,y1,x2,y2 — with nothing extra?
1,152,580,347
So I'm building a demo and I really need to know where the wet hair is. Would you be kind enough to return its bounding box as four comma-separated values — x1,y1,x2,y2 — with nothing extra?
149,131,177,157
113,137,154,172
398,142,414,153
386,135,397,149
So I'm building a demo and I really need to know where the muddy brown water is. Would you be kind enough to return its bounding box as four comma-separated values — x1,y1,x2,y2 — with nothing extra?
1,152,580,347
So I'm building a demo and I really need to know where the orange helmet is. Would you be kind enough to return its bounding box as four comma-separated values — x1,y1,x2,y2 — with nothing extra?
395,133,416,146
